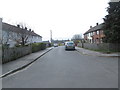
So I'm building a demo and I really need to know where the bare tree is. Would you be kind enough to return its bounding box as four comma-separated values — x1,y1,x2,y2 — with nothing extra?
1,22,32,47
15,23,32,46
9,30,21,45
72,34,82,40
71,34,83,46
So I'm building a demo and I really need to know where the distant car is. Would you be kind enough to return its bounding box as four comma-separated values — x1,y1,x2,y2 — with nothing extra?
65,41,75,50
54,43,58,47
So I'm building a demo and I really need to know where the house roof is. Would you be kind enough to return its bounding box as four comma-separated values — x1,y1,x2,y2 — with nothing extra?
2,22,42,38
2,22,22,33
84,23,104,35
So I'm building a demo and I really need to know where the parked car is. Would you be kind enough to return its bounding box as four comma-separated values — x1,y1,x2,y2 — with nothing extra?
53,43,58,47
65,41,75,50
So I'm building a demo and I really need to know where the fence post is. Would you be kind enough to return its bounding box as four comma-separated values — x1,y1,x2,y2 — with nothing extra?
0,18,2,89
107,43,110,53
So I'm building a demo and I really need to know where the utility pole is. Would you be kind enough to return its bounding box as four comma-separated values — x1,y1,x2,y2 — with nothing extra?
50,30,52,43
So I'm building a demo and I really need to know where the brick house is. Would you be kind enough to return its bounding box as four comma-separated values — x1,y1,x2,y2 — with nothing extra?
84,23,105,44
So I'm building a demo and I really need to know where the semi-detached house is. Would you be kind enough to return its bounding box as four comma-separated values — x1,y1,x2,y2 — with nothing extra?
1,18,42,47
84,23,105,44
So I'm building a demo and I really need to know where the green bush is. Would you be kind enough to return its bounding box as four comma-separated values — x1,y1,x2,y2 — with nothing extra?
32,43,46,53
2,44,9,49
15,44,22,47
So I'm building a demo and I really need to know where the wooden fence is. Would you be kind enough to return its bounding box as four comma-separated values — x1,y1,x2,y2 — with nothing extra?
2,46,31,63
77,43,120,52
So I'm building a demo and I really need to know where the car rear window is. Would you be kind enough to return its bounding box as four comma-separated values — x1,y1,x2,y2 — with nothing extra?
67,42,74,45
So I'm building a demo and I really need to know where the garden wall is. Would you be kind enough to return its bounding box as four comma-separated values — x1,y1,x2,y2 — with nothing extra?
78,43,120,52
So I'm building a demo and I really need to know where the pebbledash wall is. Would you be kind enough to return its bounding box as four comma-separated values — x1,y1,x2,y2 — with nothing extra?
78,43,120,52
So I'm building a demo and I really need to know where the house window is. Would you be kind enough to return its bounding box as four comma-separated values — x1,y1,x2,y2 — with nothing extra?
100,38,103,43
97,31,99,35
93,32,96,35
87,34,89,37
101,30,104,34
91,32,92,36
90,32,93,36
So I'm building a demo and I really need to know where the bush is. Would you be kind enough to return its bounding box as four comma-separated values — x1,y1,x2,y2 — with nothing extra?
46,43,52,47
32,43,46,53
15,44,22,47
2,44,9,49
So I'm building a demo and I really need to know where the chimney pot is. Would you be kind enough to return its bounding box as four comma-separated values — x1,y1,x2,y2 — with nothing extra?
17,24,20,28
90,26,92,29
25,27,27,30
96,23,99,26
29,29,31,31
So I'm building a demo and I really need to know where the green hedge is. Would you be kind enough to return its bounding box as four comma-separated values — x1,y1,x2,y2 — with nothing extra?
32,43,46,53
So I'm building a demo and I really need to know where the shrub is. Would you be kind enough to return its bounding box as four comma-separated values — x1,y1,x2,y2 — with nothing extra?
15,44,22,47
32,43,46,53
2,44,9,49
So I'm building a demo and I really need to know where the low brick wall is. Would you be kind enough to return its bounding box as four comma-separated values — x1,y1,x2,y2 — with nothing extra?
2,46,32,64
78,43,120,52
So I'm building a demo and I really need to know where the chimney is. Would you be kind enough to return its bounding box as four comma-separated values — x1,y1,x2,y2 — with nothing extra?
29,29,31,32
17,24,20,28
96,23,99,26
90,26,92,29
25,27,27,30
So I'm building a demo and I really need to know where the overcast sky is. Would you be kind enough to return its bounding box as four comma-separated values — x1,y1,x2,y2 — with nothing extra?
0,0,110,41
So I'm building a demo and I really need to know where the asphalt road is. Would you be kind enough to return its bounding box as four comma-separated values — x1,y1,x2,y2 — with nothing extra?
2,46,118,88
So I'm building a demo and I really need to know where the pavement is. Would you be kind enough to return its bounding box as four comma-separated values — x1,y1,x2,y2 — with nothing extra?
0,46,119,78
76,47,120,57
0,47,53,78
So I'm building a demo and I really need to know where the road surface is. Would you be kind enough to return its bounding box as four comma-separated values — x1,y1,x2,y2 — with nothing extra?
2,46,118,88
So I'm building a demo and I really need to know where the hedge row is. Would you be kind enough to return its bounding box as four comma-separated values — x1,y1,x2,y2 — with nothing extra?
32,43,46,53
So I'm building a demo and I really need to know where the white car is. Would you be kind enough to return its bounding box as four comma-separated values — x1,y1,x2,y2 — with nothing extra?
54,43,58,47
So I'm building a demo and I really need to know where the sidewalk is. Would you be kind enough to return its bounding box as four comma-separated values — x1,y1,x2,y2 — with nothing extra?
1,47,53,78
76,47,120,57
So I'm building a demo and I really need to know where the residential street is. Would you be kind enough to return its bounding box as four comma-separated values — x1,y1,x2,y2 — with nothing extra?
2,46,118,88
